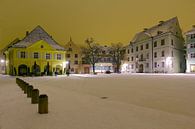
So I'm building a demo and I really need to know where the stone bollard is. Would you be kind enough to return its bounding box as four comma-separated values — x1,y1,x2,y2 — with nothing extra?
38,94,48,114
31,89,39,104
27,85,33,98
24,83,29,94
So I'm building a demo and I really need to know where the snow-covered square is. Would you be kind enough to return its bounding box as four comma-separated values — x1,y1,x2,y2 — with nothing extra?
1,73,195,129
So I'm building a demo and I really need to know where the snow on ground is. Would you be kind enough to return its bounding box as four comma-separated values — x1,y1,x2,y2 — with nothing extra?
1,73,195,129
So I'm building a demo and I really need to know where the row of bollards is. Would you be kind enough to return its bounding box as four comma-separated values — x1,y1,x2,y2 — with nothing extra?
16,78,48,114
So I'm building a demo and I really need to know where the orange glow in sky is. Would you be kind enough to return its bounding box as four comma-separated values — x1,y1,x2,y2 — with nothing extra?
0,0,195,50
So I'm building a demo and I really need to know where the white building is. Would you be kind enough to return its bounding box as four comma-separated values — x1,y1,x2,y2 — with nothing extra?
185,25,195,73
123,17,185,73
0,51,5,74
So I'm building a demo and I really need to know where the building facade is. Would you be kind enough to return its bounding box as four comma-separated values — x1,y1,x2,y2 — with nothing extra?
185,25,195,73
4,26,66,76
123,17,185,73
64,38,90,74
94,45,114,73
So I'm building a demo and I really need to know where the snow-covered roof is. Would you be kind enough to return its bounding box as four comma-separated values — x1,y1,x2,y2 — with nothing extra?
131,17,180,43
185,26,195,35
11,26,65,51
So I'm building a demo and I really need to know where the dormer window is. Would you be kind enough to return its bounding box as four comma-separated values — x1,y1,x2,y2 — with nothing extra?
191,34,195,39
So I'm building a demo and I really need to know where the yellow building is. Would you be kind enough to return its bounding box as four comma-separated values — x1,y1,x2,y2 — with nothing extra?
4,26,66,76
64,38,90,74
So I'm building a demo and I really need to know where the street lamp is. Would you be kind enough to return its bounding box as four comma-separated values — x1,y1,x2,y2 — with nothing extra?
0,59,5,63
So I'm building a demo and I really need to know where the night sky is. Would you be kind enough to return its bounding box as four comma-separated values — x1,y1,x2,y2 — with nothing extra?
0,0,195,50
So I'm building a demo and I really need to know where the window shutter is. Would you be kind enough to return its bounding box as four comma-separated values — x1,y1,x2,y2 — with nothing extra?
25,52,28,58
50,53,52,59
38,52,40,59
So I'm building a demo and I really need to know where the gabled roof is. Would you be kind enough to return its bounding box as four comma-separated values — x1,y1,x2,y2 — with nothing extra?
11,25,65,50
131,17,181,43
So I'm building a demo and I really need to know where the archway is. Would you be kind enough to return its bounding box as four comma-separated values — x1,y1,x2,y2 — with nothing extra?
18,64,28,76
32,62,40,75
56,65,62,75
139,64,144,73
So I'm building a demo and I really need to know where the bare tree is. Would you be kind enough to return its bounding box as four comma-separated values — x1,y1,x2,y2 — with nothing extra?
82,38,101,74
110,42,125,73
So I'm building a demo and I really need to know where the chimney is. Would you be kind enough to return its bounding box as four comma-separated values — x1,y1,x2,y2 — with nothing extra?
26,31,29,36
143,28,148,32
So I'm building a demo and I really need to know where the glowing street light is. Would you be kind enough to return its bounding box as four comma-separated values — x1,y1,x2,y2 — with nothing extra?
0,59,5,63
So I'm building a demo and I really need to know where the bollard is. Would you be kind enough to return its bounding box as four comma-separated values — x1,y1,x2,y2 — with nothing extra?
38,94,48,114
31,89,39,104
24,83,29,94
27,85,33,98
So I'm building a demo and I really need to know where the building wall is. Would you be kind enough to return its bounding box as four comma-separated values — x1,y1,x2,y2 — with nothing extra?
5,40,66,76
124,32,185,73
186,31,195,73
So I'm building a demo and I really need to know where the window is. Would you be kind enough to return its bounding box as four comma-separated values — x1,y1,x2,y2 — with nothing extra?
41,45,44,48
146,63,149,68
20,51,26,58
171,39,174,45
66,54,70,58
161,39,165,46
131,56,134,61
74,60,78,64
140,45,143,50
136,46,138,51
161,51,165,57
146,53,149,59
46,53,51,59
154,52,157,58
68,48,72,51
34,52,39,59
162,62,165,68
191,34,195,39
190,43,195,48
190,53,195,58
171,51,174,57
127,57,130,61
154,62,157,68
75,54,78,58
127,49,130,54
131,48,134,53
146,44,149,49
154,41,157,47
140,54,143,60
131,64,134,69
57,54,61,60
